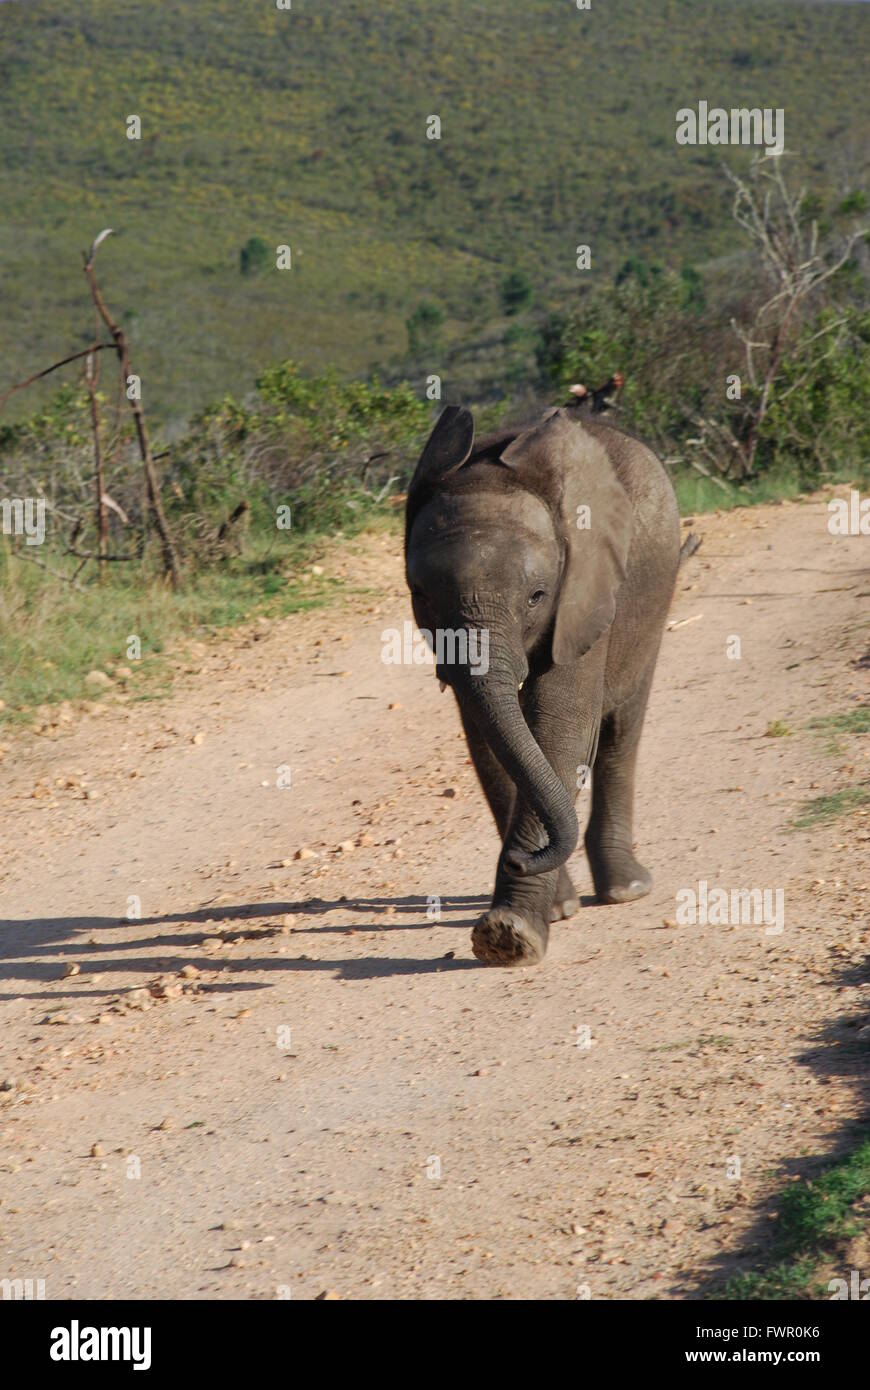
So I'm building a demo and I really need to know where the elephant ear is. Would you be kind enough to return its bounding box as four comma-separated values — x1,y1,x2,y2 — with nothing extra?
405,406,474,551
500,410,633,663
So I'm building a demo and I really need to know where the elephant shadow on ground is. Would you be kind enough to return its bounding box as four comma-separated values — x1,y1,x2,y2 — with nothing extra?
0,892,497,992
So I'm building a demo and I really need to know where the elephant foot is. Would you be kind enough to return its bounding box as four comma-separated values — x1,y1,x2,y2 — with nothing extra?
471,907,549,967
549,867,580,922
587,842,652,904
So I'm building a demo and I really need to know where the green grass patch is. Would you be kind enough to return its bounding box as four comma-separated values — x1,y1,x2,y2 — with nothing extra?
791,785,870,830
810,705,870,754
672,467,809,517
720,1135,870,1300
0,497,400,725
812,706,870,737
765,720,793,739
652,1034,736,1053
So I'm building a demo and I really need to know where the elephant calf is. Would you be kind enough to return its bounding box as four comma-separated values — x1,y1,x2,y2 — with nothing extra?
404,404,681,966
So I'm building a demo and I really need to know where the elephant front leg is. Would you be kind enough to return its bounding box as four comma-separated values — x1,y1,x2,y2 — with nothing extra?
468,757,562,967
460,698,579,926
471,804,584,966
472,666,600,966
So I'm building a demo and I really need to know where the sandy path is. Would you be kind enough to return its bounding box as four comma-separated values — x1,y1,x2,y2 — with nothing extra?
1,497,868,1300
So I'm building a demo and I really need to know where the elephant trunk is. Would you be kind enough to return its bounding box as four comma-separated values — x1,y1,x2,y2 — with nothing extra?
455,669,578,876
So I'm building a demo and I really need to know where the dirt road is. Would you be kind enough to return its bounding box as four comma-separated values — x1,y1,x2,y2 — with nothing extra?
1,494,868,1300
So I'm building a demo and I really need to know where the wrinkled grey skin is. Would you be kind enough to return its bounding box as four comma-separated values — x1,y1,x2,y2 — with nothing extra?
405,405,681,966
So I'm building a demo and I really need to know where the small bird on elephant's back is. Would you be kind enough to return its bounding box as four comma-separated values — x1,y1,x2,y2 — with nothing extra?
404,393,682,967
564,371,625,418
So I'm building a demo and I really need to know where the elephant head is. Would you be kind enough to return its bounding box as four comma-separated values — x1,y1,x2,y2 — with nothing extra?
405,405,634,877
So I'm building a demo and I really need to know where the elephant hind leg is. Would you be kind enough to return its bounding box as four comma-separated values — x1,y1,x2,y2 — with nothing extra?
550,865,580,921
585,669,656,904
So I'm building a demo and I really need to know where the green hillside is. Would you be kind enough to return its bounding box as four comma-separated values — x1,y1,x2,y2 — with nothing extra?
0,0,868,423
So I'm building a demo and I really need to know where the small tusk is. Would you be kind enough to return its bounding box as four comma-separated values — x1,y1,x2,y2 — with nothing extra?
438,680,447,693
518,681,524,691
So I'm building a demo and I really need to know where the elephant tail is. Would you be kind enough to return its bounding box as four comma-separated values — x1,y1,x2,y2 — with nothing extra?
678,532,702,567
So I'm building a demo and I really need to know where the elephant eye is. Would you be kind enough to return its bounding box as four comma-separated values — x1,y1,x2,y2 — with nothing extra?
528,589,546,608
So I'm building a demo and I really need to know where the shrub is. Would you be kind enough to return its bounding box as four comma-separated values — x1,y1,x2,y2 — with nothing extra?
500,270,533,316
239,235,271,276
406,301,444,356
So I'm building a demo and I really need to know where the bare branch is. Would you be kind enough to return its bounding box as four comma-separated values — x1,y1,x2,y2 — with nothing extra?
86,228,115,268
82,245,182,588
721,154,867,474
0,342,115,412
11,550,87,591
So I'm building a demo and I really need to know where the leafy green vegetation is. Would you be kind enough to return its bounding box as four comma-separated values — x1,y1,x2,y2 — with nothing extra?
1,0,868,424
500,271,534,318
536,267,870,488
406,302,445,358
0,484,391,724
239,235,271,278
0,364,425,722
720,1136,870,1300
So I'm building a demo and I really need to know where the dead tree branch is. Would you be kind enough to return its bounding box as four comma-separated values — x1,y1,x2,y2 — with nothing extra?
82,231,182,589
0,343,115,413
83,347,108,581
11,549,88,592
722,154,864,476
